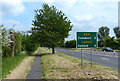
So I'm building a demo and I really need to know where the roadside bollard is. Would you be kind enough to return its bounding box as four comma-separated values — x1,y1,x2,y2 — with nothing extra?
113,51,116,55
104,50,106,54
96,50,98,53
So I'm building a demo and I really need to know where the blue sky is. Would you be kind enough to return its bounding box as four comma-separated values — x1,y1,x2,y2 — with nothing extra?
1,0,119,40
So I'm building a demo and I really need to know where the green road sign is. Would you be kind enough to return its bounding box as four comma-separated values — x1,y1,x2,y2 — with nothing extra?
77,32,97,48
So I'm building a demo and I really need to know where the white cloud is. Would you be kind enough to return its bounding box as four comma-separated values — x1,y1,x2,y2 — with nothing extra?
43,0,55,3
74,15,93,21
43,0,77,10
1,0,25,16
21,0,77,9
60,0,77,9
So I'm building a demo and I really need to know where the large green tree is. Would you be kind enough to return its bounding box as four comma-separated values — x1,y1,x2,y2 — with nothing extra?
113,26,120,38
98,26,110,39
31,4,73,53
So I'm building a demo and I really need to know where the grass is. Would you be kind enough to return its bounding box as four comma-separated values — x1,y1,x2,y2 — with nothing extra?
40,48,118,79
57,52,118,71
2,54,28,79
114,50,120,52
61,47,120,52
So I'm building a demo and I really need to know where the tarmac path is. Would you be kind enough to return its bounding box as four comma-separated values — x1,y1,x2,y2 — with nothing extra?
26,55,42,79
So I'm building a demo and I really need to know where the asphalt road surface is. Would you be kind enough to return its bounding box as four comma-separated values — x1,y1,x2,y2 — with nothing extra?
55,48,119,70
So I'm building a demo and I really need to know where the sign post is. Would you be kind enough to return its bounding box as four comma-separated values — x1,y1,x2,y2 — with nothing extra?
90,49,92,67
81,49,83,68
76,32,97,68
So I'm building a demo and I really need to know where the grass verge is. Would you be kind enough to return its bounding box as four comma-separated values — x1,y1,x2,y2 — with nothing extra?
60,48,120,52
2,54,28,78
40,48,118,80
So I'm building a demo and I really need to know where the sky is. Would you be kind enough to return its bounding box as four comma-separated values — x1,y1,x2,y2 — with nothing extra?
0,0,119,41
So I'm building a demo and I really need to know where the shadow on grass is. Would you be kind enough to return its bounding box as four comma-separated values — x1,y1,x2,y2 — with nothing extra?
32,53,53,57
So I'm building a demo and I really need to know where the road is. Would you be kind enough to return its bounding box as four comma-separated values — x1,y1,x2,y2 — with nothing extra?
55,48,119,70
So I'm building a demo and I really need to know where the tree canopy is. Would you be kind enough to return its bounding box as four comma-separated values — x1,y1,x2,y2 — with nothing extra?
98,26,110,39
31,4,73,53
65,40,76,48
113,26,120,38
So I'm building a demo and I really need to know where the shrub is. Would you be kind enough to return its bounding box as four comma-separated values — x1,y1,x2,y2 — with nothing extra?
65,40,76,48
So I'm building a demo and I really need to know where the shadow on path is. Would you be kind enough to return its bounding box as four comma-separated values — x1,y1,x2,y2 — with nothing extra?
32,53,53,57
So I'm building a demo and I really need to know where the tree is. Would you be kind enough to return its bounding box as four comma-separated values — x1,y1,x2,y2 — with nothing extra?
98,39,104,47
2,27,12,57
31,4,73,53
0,25,2,56
14,32,22,55
116,38,120,49
113,26,120,38
99,36,120,49
98,26,110,39
65,40,76,48
23,34,39,55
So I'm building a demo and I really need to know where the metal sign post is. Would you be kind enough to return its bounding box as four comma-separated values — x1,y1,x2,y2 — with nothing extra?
90,49,92,67
81,49,83,68
76,32,97,68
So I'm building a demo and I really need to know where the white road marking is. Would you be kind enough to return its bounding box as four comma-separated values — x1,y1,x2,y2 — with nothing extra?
101,58,109,60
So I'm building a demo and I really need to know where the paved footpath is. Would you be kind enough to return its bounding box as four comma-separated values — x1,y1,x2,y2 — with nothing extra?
26,55,42,79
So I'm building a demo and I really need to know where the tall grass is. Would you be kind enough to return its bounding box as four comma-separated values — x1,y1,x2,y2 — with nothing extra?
2,54,28,79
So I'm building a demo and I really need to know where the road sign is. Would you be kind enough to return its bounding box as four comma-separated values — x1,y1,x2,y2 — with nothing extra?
77,32,97,48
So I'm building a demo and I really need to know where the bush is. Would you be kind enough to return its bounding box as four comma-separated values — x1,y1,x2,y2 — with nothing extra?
14,32,22,55
2,46,12,57
98,36,120,50
65,40,76,48
23,35,39,55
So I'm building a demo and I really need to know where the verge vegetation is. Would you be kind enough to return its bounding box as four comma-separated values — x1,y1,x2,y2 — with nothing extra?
4,55,35,79
40,48,118,80
2,54,27,78
1,25,38,79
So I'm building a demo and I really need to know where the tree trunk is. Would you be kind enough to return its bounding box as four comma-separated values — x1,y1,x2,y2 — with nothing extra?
12,43,15,57
52,46,55,54
10,42,15,57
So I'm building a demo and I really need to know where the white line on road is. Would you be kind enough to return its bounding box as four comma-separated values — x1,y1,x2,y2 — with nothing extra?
101,58,109,60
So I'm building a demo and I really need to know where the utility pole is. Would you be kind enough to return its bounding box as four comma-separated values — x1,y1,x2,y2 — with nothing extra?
10,31,15,56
